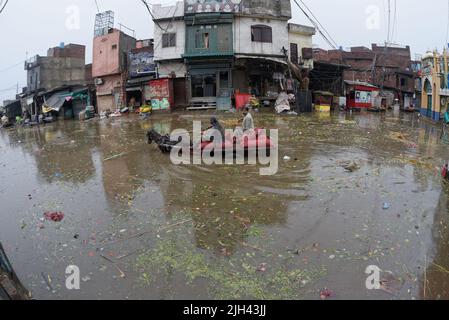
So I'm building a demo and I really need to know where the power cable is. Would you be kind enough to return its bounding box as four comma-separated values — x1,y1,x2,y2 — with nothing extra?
391,0,397,43
0,0,9,15
292,0,337,50
94,0,100,13
297,0,338,49
446,0,449,47
0,60,23,73
141,0,166,31
387,0,391,44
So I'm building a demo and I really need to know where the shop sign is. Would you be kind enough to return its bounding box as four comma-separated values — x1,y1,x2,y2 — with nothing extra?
185,0,241,14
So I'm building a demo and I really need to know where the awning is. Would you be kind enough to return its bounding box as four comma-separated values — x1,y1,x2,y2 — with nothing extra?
43,91,70,112
127,75,155,86
235,55,288,66
126,87,142,92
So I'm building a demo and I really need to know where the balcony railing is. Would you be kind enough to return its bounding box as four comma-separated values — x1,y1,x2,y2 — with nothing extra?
440,88,449,96
24,56,39,70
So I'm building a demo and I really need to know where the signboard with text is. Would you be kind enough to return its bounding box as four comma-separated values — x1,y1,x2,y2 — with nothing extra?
185,0,242,14
128,51,156,78
148,79,172,111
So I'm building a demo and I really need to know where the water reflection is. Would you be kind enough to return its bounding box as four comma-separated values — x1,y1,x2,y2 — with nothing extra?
1,111,449,299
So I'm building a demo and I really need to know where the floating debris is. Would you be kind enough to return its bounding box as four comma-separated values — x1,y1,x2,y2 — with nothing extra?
43,212,65,222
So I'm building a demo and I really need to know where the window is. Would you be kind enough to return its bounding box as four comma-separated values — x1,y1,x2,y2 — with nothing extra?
290,43,298,64
112,44,118,50
251,25,272,43
195,32,210,49
219,71,229,89
400,78,407,87
191,74,217,98
162,33,176,48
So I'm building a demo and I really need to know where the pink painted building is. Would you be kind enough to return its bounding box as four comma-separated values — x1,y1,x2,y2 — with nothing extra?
92,29,136,112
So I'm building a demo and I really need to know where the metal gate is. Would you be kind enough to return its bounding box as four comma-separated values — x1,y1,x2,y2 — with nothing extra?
295,90,313,113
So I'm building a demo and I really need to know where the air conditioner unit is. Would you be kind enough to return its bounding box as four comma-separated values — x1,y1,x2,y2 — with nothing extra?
94,78,103,85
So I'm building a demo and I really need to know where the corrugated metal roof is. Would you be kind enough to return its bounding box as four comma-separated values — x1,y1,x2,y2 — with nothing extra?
43,91,70,112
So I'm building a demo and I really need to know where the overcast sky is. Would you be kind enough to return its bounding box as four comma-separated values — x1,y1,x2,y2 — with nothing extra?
1,0,448,103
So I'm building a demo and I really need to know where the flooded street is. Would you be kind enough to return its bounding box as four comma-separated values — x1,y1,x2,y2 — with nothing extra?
1,111,449,300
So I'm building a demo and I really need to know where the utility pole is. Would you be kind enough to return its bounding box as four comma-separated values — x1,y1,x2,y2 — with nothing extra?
371,53,377,84
387,0,391,45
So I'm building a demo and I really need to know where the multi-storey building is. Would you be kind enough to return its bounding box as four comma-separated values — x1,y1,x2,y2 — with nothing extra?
314,44,418,108
92,21,136,112
25,43,90,94
152,2,188,109
420,50,449,121
152,0,315,111
126,39,157,109
22,43,93,118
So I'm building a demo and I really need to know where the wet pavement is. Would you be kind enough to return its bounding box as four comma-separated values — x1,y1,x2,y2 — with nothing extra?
1,110,449,300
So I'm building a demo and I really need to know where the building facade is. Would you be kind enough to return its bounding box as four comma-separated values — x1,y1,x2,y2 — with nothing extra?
184,10,234,109
288,23,315,70
153,2,186,78
152,0,315,111
22,43,93,119
314,44,418,108
126,39,157,109
92,28,136,112
153,2,188,109
420,50,449,121
25,43,89,94
232,0,292,104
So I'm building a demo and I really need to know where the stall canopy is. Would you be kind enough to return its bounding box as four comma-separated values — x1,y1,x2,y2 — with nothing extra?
43,91,70,112
42,88,90,113
234,55,288,66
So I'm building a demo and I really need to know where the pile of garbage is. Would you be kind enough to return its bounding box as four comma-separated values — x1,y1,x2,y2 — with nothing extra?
275,92,297,115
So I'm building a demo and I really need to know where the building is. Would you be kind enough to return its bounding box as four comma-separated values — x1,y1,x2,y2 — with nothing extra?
233,0,293,106
126,39,157,109
288,23,316,70
314,44,418,109
151,2,188,110
22,43,93,118
371,44,416,108
2,100,22,121
92,28,136,113
92,12,137,113
420,50,449,121
24,43,90,94
153,2,186,78
182,0,237,110
152,0,315,111
411,59,422,110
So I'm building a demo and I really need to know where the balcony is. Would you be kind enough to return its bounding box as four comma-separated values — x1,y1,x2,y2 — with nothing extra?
24,56,39,70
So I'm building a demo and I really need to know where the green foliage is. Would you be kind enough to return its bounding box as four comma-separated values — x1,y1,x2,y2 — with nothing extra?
135,238,327,300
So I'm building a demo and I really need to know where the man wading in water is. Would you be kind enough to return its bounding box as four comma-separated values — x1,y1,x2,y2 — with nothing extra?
242,107,255,133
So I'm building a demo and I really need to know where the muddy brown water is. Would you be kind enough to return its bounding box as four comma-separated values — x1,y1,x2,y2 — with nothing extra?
1,111,449,300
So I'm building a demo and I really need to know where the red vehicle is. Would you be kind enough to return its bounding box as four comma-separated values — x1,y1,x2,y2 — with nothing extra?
345,81,379,110
147,129,275,156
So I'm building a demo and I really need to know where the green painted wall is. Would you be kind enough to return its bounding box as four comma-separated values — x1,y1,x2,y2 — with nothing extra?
184,23,233,58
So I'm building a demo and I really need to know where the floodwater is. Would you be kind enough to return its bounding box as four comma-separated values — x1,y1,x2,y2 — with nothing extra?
1,111,449,300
